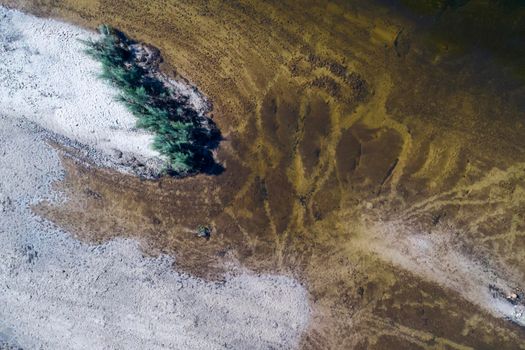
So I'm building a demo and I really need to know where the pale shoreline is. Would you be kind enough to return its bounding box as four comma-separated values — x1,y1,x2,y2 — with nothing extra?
0,5,214,177
0,6,311,349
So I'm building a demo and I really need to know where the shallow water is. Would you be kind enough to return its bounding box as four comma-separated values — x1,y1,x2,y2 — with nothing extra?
4,0,525,348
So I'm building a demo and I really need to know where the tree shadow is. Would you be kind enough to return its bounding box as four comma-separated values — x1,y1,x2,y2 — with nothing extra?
87,26,225,177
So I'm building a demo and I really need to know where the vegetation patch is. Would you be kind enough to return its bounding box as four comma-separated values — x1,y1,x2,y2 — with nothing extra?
83,25,222,176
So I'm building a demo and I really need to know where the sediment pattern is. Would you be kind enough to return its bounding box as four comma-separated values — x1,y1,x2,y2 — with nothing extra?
4,0,525,348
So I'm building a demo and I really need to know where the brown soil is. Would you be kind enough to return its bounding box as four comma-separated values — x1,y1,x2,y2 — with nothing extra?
4,0,525,348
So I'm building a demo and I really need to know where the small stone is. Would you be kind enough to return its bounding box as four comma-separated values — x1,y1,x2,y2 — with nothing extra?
196,225,211,240
114,150,123,158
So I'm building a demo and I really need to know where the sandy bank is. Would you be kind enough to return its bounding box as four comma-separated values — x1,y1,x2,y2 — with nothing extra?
0,115,310,349
0,6,311,349
362,219,525,327
0,6,192,176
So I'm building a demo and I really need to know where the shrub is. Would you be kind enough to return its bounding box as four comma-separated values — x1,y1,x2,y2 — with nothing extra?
82,25,220,175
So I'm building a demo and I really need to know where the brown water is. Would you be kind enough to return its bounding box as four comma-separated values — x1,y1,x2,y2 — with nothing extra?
5,0,525,348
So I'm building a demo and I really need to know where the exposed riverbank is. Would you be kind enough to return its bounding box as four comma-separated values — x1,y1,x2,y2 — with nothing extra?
0,6,310,349
0,6,216,178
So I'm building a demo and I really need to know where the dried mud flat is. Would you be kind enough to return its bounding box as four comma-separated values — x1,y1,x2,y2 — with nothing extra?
2,0,525,349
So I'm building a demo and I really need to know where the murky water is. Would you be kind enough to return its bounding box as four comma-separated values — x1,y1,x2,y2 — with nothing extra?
5,0,525,348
